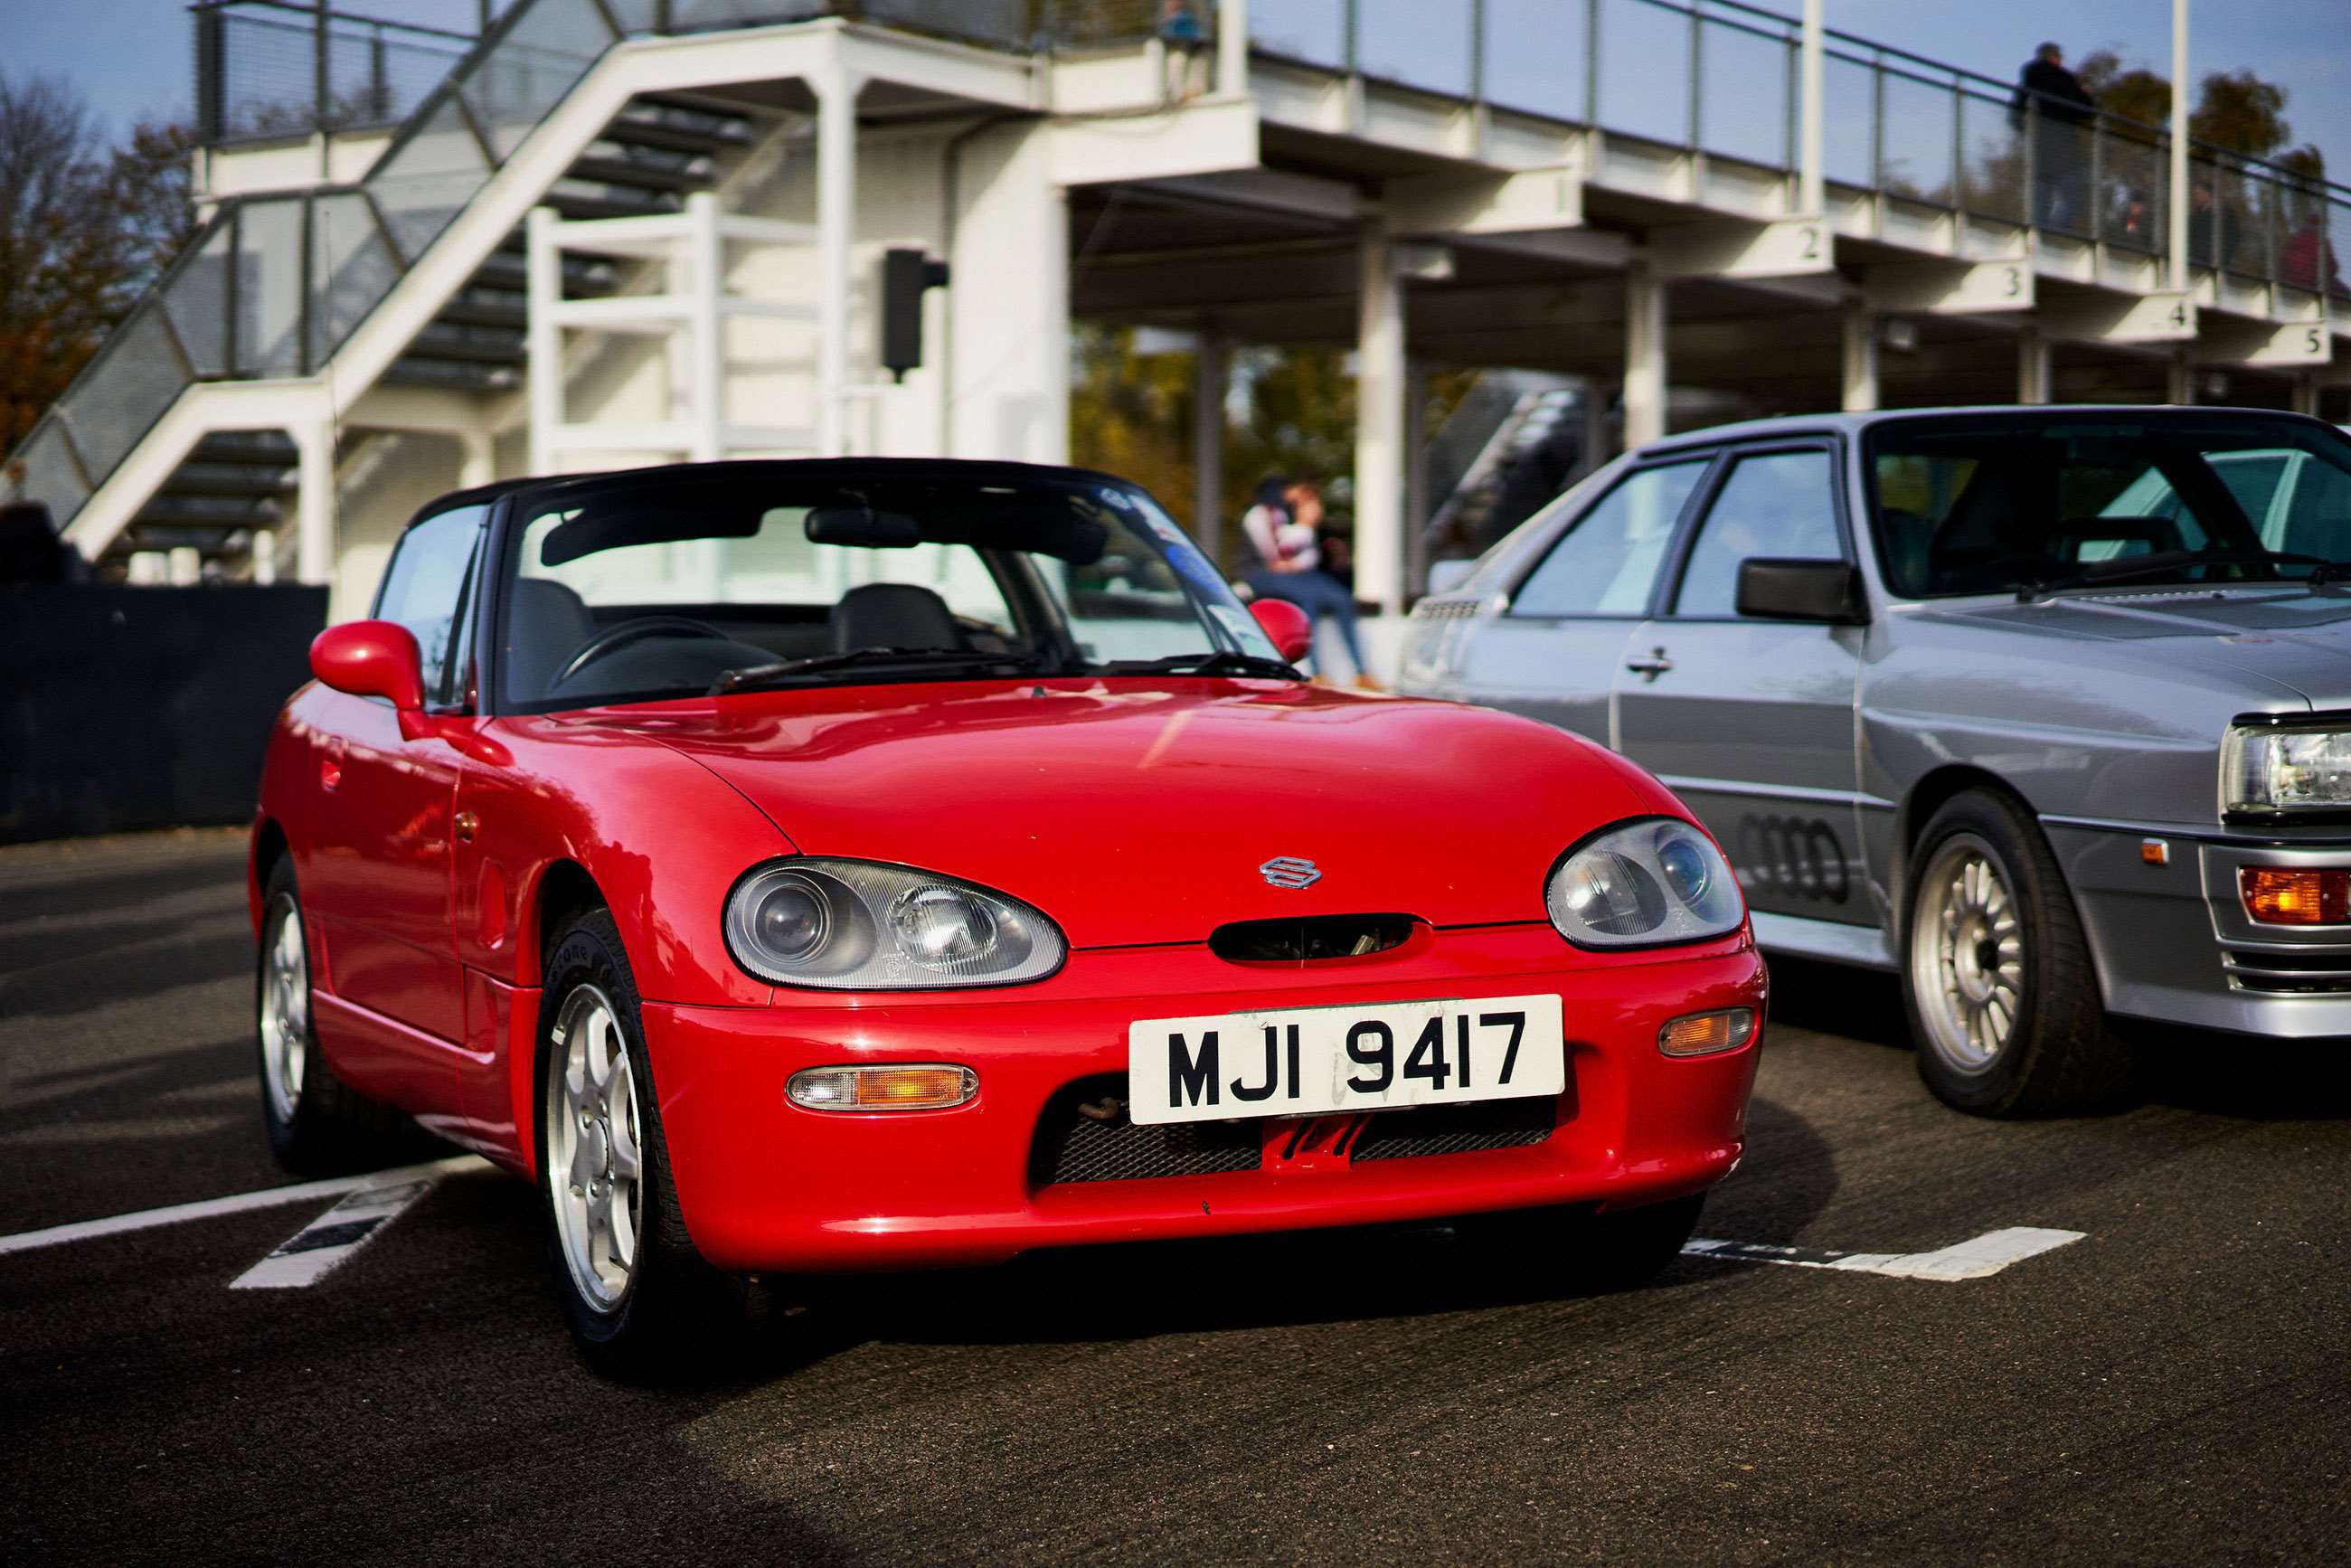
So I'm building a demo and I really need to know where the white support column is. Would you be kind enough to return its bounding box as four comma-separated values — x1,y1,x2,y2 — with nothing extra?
1841,298,1880,412
1194,334,1227,569
685,190,725,463
1404,358,1432,600
1354,217,1407,616
2017,323,2052,404
525,205,562,475
816,67,864,458
251,530,279,586
1622,257,1667,449
947,128,1069,466
2166,352,2194,404
2292,371,2322,418
294,418,337,590
457,428,496,489
1218,0,1249,99
1799,0,1825,215
2169,0,2190,290
1580,377,1610,475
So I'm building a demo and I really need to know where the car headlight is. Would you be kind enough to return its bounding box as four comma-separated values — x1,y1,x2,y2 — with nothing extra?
2223,723,2351,817
1544,817,1745,949
724,859,1066,989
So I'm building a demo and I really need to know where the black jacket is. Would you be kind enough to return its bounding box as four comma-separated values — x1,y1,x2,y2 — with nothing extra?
2014,58,2095,127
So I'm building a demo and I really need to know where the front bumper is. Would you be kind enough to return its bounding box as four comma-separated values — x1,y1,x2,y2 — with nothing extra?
644,925,1764,1273
2052,824,2351,1036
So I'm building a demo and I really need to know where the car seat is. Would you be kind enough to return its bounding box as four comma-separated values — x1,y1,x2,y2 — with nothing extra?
826,582,965,654
505,578,599,700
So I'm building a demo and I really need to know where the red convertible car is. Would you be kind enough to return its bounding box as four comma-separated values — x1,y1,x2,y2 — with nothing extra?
251,459,1765,1365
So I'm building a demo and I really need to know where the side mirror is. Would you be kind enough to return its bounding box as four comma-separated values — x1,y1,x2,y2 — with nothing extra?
311,620,426,711
1426,559,1478,595
1735,558,1868,625
1249,597,1315,664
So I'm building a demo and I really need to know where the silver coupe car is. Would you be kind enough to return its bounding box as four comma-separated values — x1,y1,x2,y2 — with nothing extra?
1400,406,2351,1117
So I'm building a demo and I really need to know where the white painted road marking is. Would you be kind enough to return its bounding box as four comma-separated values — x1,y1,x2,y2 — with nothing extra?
231,1175,447,1289
1683,1225,2086,1281
0,1156,486,1259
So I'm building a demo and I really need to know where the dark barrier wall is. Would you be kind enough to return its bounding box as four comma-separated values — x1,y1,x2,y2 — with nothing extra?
0,586,327,844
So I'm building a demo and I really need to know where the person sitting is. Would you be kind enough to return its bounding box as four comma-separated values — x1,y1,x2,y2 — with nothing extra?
1242,474,1381,690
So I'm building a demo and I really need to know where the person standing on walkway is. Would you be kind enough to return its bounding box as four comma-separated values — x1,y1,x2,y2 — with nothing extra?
2014,43,2097,231
1242,474,1380,688
1160,0,1208,103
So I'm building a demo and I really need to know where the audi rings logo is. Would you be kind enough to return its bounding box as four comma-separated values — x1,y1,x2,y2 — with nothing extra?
1259,856,1323,890
1733,815,1851,903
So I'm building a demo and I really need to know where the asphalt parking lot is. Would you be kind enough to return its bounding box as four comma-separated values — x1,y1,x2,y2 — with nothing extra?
5,830,2349,1564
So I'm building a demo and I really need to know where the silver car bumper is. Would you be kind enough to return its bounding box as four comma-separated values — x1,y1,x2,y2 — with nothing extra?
2049,823,2351,1038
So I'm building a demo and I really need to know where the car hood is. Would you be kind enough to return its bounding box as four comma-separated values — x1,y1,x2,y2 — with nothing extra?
584,679,1653,949
1923,587,2351,707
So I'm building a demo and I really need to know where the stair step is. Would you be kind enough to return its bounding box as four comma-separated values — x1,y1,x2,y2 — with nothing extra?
565,155,702,194
543,191,681,223
159,473,295,501
382,359,516,392
404,335,525,367
133,505,274,532
468,250,619,294
431,298,529,332
628,90,758,128
190,434,297,466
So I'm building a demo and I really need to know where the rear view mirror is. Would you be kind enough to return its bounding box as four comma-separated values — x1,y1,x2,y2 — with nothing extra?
806,505,921,548
1426,559,1478,595
1735,558,1868,624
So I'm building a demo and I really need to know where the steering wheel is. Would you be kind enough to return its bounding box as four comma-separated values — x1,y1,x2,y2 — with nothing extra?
553,615,731,687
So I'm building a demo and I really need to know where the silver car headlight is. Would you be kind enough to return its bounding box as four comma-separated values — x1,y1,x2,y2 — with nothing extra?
2223,723,2351,817
1544,817,1745,949
725,859,1066,989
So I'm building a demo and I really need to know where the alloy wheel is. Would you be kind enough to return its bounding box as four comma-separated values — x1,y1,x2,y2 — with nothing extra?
1910,834,2025,1075
545,985,645,1314
259,893,309,1123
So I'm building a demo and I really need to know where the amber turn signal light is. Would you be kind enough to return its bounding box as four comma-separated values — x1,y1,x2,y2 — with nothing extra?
2239,867,2351,926
787,1064,977,1111
1657,1007,1758,1057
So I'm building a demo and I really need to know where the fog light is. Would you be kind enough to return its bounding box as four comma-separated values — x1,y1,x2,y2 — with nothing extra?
787,1064,977,1111
2240,867,2351,926
1658,1007,1757,1057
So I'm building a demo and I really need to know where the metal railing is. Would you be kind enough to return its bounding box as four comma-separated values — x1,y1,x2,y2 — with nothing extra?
16,0,2348,543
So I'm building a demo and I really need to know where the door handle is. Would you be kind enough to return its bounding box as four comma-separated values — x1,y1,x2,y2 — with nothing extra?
1623,647,1675,678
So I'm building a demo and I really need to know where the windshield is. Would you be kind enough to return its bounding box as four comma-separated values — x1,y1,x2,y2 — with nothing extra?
493,468,1281,711
1867,414,2351,598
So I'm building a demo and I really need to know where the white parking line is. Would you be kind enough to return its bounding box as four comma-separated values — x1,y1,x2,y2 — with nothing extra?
0,1156,486,1259
231,1176,446,1289
1683,1225,2085,1281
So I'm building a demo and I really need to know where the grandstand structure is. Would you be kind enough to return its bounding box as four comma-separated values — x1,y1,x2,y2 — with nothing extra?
8,0,2347,622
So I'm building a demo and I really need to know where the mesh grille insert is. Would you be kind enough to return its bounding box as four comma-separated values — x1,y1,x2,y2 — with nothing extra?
1032,1076,1260,1185
1352,1096,1556,1162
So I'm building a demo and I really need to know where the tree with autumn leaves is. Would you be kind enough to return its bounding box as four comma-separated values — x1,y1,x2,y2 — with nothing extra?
0,74,197,463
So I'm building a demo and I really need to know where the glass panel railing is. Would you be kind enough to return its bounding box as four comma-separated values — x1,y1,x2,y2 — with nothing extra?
460,0,614,161
1875,70,1954,204
234,197,308,378
1596,0,1692,145
369,96,496,265
58,307,191,483
1480,0,1587,123
1355,0,1471,97
1697,7,1794,168
15,420,92,530
1821,49,1875,187
1249,0,1345,68
863,0,1029,48
161,222,236,380
2094,123,2166,255
2025,109,2094,235
310,192,404,366
1955,88,2022,226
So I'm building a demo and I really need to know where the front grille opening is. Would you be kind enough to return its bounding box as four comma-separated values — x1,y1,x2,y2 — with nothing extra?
2224,949,2351,995
1209,913,1418,964
1031,1074,1260,1185
1352,1096,1557,1161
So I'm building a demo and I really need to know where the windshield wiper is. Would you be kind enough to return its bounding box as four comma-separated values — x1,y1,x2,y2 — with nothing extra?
1082,649,1305,681
711,646,1048,694
2016,549,2343,603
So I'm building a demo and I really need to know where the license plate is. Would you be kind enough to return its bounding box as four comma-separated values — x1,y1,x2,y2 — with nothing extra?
1126,995,1564,1127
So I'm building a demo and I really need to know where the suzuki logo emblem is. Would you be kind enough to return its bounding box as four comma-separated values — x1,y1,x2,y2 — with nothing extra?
1259,856,1322,890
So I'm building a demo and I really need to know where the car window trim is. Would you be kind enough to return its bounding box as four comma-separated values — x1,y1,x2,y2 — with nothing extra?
1502,453,1723,621
1658,437,1855,623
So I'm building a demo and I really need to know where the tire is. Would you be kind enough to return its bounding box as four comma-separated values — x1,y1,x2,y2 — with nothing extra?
1901,789,2132,1118
256,858,409,1174
1490,1193,1705,1294
537,908,755,1374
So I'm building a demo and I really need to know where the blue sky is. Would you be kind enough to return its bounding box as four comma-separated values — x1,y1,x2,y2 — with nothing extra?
11,0,2350,177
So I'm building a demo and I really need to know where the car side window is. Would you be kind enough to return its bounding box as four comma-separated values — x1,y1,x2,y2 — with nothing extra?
374,505,487,704
1510,460,1709,618
1673,450,1842,617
